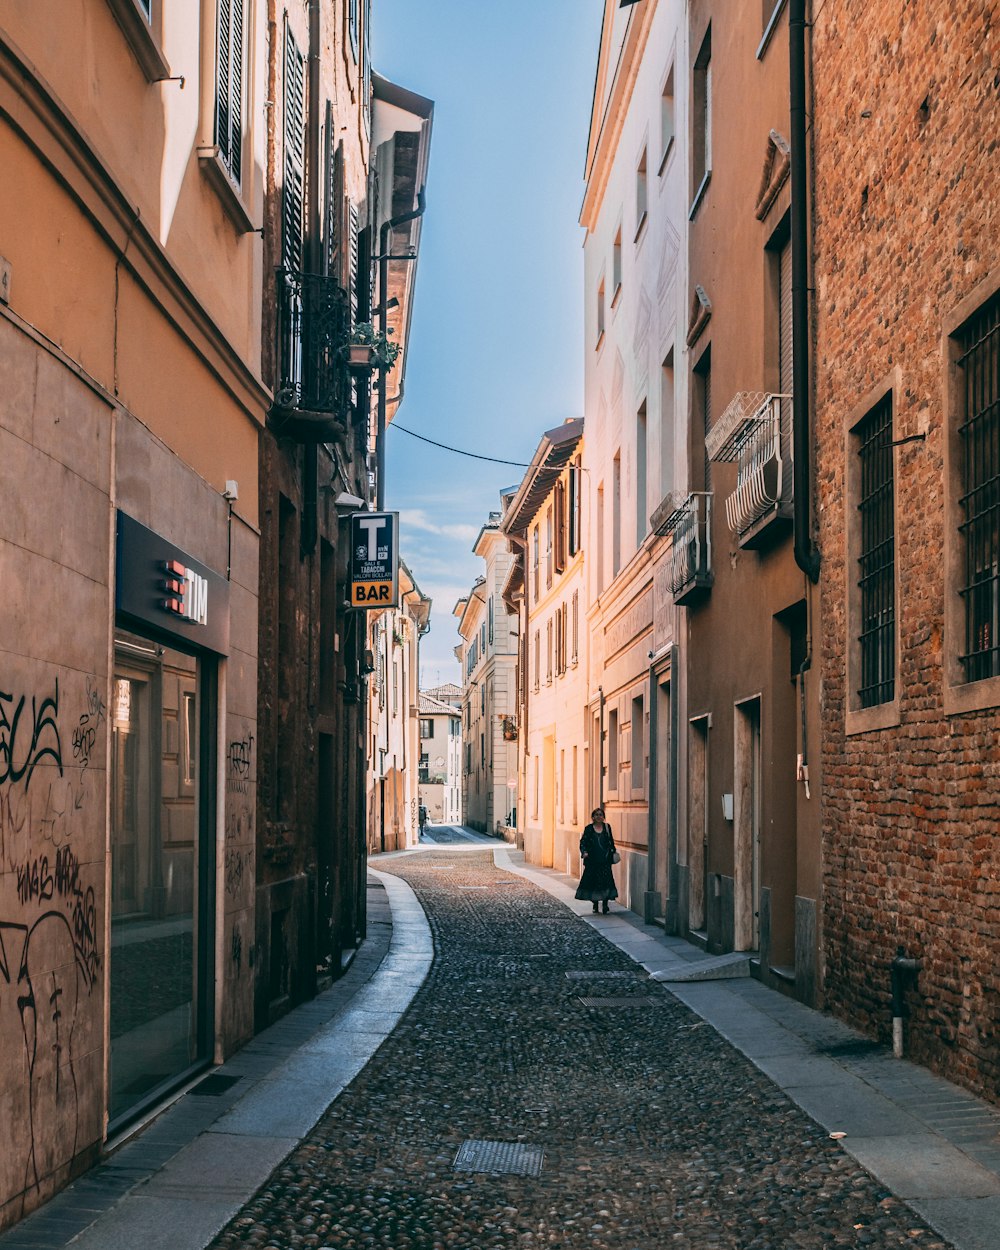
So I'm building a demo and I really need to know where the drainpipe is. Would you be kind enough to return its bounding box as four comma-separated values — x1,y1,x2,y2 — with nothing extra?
376,190,426,510
598,685,605,808
301,0,322,557
890,947,921,1058
790,0,820,583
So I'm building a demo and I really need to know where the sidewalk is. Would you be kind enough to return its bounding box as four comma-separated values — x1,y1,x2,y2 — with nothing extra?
0,873,432,1250
497,846,1000,1250
5,846,1000,1250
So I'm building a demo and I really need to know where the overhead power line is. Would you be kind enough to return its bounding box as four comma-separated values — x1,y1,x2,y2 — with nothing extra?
389,421,535,469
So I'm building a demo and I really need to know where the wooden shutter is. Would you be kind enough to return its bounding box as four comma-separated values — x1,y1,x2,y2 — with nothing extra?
348,201,360,326
216,0,244,183
282,20,305,274
778,239,794,501
323,110,344,278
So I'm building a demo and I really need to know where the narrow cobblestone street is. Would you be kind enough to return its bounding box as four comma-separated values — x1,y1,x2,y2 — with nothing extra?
211,850,948,1250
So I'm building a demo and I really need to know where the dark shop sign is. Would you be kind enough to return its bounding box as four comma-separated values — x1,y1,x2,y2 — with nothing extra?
116,511,230,654
349,511,399,607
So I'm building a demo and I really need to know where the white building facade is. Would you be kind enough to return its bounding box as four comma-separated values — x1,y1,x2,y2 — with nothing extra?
581,0,689,919
418,692,462,825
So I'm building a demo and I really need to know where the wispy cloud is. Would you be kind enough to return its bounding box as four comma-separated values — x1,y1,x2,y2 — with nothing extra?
399,508,480,545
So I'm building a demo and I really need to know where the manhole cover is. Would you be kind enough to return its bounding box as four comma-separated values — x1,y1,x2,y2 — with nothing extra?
453,1139,544,1177
565,970,646,980
578,996,663,1008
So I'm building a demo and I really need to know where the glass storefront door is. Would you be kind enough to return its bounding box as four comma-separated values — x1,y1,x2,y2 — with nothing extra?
109,631,213,1125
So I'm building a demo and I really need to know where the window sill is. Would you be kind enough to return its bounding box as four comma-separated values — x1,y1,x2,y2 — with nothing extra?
198,147,257,234
106,0,170,81
595,329,606,353
943,673,1000,717
634,212,648,245
689,171,712,220
845,699,900,737
757,0,789,61
611,284,622,310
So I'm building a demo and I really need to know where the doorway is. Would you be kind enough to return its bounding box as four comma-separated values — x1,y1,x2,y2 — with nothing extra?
734,697,761,951
541,735,555,867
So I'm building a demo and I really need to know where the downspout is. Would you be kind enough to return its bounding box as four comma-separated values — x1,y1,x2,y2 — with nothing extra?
646,658,659,925
301,0,322,557
376,190,426,510
790,0,820,583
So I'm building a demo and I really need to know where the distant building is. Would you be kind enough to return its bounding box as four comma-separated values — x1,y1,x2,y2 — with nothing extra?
455,506,520,835
418,692,462,825
367,562,431,854
503,420,587,873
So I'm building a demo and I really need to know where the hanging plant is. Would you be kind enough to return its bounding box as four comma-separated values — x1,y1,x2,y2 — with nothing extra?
344,322,402,371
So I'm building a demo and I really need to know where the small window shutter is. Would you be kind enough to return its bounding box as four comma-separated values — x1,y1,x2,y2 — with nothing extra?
703,363,712,491
282,20,305,274
348,201,360,326
779,239,794,501
216,0,245,183
324,111,344,277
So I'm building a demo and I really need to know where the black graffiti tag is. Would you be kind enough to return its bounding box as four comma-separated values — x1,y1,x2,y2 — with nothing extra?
0,680,63,791
226,732,254,796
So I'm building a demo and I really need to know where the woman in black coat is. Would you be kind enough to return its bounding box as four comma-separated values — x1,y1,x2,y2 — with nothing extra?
575,807,619,914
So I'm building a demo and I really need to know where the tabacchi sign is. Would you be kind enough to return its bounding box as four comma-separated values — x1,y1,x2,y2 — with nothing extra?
350,511,399,607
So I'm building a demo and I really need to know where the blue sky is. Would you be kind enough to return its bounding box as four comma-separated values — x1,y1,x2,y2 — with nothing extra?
373,0,603,686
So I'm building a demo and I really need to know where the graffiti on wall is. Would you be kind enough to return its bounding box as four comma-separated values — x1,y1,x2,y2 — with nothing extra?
0,675,101,1205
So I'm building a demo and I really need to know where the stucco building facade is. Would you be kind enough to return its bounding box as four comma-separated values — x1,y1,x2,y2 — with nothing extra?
417,692,462,826
0,0,266,1223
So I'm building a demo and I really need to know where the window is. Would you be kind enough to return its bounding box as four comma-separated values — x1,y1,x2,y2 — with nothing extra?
282,19,305,272
554,479,567,574
534,629,541,692
636,401,648,544
106,0,169,81
631,693,645,792
956,292,1000,683
571,590,579,663
348,0,359,58
545,506,554,589
659,65,675,174
420,718,433,738
635,148,648,239
569,458,582,556
660,350,675,502
216,0,248,186
692,25,712,211
532,526,540,602
612,452,622,578
693,348,712,492
546,618,553,684
612,224,623,303
419,753,430,783
572,746,578,824
597,277,606,347
596,483,605,592
488,595,494,645
855,394,895,708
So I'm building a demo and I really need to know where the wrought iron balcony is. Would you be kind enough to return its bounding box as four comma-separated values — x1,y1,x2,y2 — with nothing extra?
707,391,792,549
655,491,713,607
271,268,352,440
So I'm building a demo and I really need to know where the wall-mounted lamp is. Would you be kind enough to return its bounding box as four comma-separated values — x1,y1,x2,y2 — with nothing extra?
721,793,734,822
223,480,239,502
334,490,366,511
385,296,400,311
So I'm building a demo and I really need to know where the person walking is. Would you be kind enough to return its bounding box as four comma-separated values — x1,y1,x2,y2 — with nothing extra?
575,807,619,915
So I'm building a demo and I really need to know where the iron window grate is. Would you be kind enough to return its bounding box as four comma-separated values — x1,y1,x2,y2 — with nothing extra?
453,1140,543,1177
857,393,895,707
958,294,1000,682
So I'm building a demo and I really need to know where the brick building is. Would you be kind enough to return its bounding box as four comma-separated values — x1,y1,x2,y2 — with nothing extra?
813,1,999,1096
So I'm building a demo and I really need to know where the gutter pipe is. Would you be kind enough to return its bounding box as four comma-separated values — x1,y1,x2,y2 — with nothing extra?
790,0,820,582
376,189,426,510
890,947,921,1058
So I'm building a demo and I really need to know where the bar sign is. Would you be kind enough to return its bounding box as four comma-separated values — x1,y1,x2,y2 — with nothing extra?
349,512,399,608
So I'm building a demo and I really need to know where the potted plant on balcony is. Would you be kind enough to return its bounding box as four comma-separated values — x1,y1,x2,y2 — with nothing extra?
344,322,402,371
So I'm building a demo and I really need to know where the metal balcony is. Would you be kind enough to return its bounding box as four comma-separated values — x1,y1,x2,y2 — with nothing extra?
654,491,713,606
708,391,792,550
271,269,352,440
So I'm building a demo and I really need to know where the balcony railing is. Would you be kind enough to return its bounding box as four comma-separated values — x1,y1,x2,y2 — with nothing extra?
707,391,792,549
272,268,352,439
653,491,714,606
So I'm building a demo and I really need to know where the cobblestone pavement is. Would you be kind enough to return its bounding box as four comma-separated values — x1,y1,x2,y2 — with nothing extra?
211,851,951,1250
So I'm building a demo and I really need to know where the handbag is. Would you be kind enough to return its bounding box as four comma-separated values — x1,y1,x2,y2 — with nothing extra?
611,849,621,864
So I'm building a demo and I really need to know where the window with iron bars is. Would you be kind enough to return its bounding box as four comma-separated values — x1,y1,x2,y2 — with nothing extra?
957,293,1000,683
856,393,895,708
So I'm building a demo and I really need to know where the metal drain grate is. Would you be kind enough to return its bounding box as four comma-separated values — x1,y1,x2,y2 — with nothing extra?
578,995,663,1008
565,970,646,980
453,1139,544,1177
458,885,489,890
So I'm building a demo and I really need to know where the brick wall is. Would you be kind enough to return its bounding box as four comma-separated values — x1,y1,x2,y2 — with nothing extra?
814,1,999,1098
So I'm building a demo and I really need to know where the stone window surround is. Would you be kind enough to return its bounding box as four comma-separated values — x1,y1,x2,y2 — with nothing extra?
942,266,1000,716
844,368,901,737
106,0,170,82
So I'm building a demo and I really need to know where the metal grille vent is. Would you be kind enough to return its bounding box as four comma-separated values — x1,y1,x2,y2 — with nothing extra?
565,970,646,981
578,996,663,1008
453,1140,544,1177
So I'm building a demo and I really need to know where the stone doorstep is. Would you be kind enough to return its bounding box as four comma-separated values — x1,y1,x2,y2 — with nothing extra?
649,952,754,982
